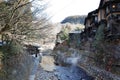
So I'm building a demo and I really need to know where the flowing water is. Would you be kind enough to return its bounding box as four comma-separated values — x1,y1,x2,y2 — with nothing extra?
55,56,94,80
31,53,94,80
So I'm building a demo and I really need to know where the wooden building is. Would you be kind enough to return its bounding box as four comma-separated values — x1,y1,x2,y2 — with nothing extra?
99,0,120,22
102,0,120,36
84,9,99,39
84,0,120,39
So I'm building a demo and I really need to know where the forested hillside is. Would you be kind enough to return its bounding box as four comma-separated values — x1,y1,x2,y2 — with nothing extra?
61,15,86,24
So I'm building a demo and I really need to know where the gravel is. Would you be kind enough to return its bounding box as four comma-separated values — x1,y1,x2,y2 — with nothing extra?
33,55,94,80
35,65,94,80
35,66,58,80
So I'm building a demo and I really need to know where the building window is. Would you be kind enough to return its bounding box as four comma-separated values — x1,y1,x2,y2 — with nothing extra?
106,6,110,14
112,4,116,9
117,3,120,11
95,16,98,22
112,4,118,11
111,3,120,12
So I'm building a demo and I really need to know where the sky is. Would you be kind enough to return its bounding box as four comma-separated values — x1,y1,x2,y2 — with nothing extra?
45,0,100,23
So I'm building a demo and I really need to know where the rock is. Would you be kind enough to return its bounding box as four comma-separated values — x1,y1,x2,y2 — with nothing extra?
40,56,56,71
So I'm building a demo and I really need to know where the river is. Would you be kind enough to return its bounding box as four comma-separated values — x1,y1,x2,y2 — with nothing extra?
29,54,94,80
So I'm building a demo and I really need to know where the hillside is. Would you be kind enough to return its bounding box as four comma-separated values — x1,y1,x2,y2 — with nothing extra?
61,15,86,24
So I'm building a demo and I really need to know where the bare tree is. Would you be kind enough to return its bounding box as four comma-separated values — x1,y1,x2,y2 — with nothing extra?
0,0,48,43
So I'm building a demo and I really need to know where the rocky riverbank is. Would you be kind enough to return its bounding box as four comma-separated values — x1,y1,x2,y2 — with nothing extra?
34,55,94,80
52,45,120,80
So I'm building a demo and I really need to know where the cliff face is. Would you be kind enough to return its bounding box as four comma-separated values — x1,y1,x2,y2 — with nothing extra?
61,15,86,24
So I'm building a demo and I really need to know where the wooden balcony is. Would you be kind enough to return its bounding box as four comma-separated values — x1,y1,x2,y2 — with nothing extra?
84,10,98,29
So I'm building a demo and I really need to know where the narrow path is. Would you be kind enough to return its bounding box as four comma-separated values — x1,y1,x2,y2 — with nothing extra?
29,54,41,80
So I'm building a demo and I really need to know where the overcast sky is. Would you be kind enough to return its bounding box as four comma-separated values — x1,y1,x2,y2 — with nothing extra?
45,0,100,23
